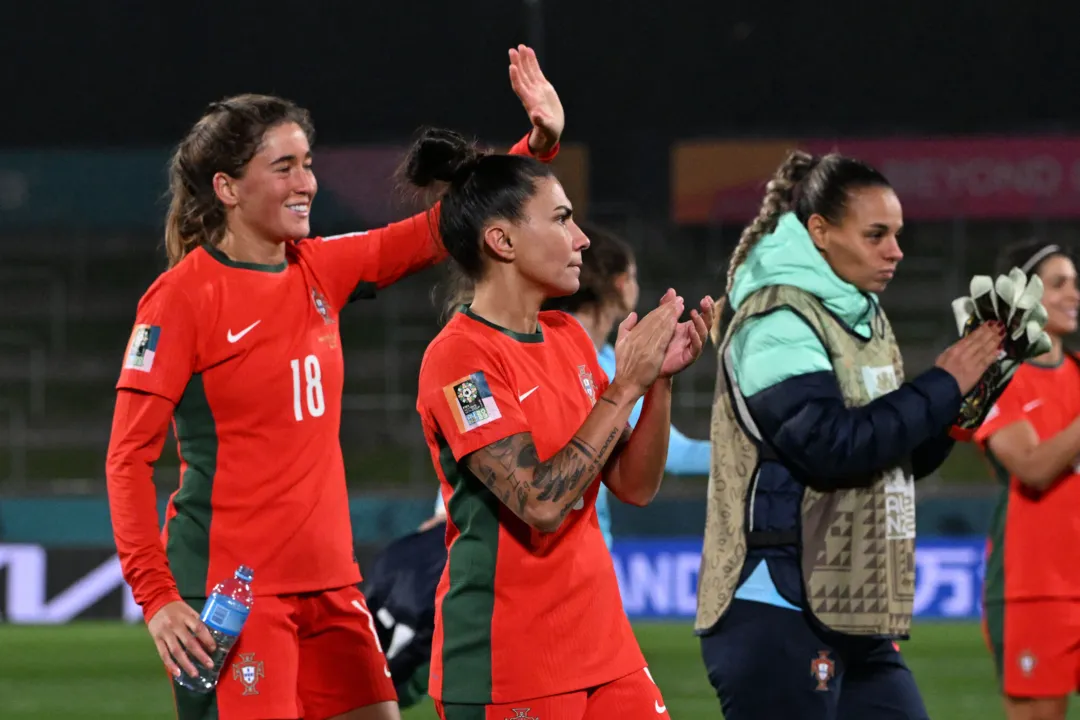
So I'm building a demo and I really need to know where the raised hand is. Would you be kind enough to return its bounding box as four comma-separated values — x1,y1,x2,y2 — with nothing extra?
660,294,715,378
508,44,564,156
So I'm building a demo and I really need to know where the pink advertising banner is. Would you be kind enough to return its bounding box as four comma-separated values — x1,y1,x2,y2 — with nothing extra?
672,137,1080,223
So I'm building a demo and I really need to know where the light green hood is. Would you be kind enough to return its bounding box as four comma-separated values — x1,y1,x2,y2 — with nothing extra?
729,212,878,338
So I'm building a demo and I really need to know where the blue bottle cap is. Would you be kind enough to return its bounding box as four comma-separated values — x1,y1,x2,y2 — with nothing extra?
236,565,254,583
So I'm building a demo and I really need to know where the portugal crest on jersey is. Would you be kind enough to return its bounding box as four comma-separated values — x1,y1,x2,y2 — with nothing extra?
578,365,597,404
311,287,334,324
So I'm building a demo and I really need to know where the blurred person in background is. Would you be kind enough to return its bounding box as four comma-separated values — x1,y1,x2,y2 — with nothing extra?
362,518,447,710
542,221,710,547
974,240,1080,720
697,150,1005,720
105,46,562,720
409,124,713,718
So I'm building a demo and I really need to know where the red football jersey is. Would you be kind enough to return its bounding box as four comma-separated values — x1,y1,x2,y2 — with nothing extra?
975,357,1080,602
114,215,443,599
416,309,645,705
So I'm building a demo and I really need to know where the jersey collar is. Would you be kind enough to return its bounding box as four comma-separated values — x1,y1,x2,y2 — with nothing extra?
461,306,544,343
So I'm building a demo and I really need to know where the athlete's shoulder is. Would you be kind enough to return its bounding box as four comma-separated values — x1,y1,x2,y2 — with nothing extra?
137,253,205,312
419,315,491,377
540,310,591,347
1007,361,1051,398
539,309,575,329
291,234,354,256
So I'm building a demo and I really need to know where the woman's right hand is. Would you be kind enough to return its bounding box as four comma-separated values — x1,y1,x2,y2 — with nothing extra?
935,322,1006,395
612,290,684,396
147,600,217,679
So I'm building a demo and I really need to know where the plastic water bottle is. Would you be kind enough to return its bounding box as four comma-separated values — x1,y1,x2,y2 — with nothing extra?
174,565,254,694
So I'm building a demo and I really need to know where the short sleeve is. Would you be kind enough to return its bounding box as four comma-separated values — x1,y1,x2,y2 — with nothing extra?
973,374,1031,446
418,334,532,462
115,277,197,405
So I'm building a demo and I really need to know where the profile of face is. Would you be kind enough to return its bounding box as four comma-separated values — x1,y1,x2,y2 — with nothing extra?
1036,254,1080,337
806,186,904,293
486,176,589,297
214,122,317,243
614,261,640,314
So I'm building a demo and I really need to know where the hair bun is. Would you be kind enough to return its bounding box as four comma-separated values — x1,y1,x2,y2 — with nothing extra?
404,128,485,187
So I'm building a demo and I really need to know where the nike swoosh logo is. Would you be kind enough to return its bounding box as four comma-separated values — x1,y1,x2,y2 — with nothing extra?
655,700,666,714
1023,399,1043,412
384,666,392,678
227,320,261,343
518,386,539,402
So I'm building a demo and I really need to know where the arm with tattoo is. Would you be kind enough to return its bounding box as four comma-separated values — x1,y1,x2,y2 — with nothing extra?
464,381,639,532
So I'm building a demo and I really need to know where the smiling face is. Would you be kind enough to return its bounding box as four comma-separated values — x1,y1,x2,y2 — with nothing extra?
215,121,317,243
806,185,905,293
1035,254,1080,337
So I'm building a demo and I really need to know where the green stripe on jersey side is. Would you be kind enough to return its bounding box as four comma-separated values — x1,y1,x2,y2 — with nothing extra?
439,703,487,720
166,374,218,598
982,449,1010,685
438,437,499,704
982,449,1011,608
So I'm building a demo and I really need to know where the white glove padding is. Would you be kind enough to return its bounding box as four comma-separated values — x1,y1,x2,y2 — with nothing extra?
949,267,1052,437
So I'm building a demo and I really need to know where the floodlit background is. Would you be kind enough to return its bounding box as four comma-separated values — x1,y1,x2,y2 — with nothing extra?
1,2,1078,717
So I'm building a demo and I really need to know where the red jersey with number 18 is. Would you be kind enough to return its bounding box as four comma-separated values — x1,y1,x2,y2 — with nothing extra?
416,308,645,705
112,217,443,603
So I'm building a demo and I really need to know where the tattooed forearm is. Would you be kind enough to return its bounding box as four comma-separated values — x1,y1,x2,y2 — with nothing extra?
555,426,622,520
464,427,625,531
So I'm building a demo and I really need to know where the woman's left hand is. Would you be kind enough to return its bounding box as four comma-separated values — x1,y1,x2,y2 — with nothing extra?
659,294,715,378
508,44,564,156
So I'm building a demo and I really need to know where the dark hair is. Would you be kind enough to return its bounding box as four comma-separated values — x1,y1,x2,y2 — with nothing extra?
996,237,1072,278
400,127,556,317
711,150,891,340
164,94,315,268
542,222,635,315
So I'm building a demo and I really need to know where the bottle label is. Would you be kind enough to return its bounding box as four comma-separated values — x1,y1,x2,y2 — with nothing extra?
200,594,249,637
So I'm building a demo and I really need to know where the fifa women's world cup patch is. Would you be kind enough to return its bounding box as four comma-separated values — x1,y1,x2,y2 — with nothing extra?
444,372,502,432
123,324,161,372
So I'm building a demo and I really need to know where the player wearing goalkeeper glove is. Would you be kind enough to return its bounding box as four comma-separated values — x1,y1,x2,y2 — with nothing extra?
973,240,1080,720
698,150,1007,720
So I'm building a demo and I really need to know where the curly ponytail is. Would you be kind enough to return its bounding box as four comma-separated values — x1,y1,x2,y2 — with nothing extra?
711,150,817,340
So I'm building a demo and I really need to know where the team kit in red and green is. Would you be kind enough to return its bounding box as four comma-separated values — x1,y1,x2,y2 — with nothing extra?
416,308,670,720
107,135,551,719
975,357,1080,698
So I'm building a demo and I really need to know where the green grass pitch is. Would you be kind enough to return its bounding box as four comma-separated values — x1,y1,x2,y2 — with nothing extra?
1,621,1077,718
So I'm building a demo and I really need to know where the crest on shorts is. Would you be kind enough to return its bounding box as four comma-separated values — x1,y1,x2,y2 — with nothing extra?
311,287,334,324
811,650,834,691
1018,650,1037,677
232,653,265,695
506,710,538,720
578,365,597,404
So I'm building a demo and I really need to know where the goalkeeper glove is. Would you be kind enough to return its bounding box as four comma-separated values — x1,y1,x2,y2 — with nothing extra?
948,268,1051,440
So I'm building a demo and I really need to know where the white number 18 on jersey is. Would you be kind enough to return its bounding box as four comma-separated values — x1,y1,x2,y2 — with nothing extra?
291,355,325,421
